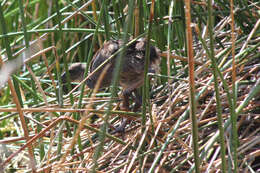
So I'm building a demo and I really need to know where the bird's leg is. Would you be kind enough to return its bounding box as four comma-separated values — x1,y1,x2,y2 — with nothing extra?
112,89,132,134
113,89,142,134
133,89,142,112
122,89,131,111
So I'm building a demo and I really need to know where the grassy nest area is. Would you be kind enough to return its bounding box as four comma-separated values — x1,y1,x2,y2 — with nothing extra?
0,0,259,172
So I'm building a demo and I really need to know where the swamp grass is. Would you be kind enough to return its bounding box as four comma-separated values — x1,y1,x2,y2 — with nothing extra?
0,0,259,172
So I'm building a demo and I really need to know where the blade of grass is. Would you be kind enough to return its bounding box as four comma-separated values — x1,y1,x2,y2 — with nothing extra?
207,0,227,171
91,1,135,172
230,0,238,171
134,0,155,171
184,0,200,172
102,0,111,40
55,0,74,106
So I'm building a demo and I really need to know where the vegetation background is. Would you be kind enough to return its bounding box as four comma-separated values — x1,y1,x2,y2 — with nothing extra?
0,0,259,172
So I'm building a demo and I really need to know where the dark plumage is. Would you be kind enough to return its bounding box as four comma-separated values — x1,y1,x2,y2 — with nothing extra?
87,39,159,91
61,38,160,132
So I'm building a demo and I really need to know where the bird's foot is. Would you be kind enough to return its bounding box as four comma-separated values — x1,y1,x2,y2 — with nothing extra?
111,118,128,134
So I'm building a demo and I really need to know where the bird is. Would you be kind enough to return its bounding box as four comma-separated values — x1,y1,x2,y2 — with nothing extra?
61,38,160,132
